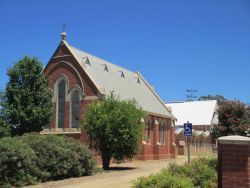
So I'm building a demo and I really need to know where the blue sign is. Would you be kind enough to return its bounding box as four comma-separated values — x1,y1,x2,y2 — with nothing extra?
184,122,192,136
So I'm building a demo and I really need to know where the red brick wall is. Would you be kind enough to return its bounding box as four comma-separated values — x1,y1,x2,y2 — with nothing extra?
44,50,98,129
137,144,154,160
170,126,177,158
44,43,176,161
65,130,90,146
218,137,250,188
137,116,175,160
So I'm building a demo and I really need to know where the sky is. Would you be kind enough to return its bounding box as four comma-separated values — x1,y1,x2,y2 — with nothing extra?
0,0,250,103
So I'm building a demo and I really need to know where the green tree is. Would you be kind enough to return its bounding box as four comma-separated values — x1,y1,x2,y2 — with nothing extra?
199,95,227,105
0,91,10,137
211,100,250,138
0,118,11,138
238,106,250,137
3,56,52,135
83,93,146,170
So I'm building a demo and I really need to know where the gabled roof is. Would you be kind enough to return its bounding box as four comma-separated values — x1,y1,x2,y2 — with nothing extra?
61,40,172,118
166,100,218,126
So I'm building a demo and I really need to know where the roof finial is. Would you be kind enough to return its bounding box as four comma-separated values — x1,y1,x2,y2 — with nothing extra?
63,23,66,32
60,23,67,41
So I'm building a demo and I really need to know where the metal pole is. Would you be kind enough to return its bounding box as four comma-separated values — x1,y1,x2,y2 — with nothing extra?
187,136,190,164
198,137,200,158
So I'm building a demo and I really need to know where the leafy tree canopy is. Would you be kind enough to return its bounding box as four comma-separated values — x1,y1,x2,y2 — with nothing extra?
211,100,250,138
3,56,52,135
198,95,227,105
0,91,10,138
0,118,10,138
83,93,146,170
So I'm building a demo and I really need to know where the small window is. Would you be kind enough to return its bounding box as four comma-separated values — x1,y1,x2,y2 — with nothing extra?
137,78,140,84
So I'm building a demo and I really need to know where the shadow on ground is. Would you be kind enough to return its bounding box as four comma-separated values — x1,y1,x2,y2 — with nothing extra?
105,166,137,171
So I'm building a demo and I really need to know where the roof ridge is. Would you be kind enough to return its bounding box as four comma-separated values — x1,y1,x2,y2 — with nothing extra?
166,100,217,105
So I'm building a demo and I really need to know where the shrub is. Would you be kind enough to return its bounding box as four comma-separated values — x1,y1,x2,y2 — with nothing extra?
21,134,96,181
133,169,193,188
0,137,41,187
197,157,218,171
133,157,217,188
168,158,217,188
0,134,96,187
185,160,216,187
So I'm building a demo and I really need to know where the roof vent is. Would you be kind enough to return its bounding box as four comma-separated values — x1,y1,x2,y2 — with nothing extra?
103,64,108,72
120,71,125,78
82,57,90,66
85,58,90,65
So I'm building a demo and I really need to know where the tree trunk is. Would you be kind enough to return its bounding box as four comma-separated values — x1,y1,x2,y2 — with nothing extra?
102,151,111,170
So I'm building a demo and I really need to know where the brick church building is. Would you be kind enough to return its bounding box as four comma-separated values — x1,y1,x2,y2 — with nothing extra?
42,33,177,160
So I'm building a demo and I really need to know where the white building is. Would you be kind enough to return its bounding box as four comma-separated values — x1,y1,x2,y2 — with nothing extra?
166,100,219,155
166,100,219,131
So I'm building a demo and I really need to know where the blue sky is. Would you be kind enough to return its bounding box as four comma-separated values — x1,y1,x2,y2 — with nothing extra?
0,0,250,103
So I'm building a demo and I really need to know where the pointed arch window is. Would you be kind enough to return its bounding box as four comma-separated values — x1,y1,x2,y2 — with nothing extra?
163,121,167,145
57,79,66,128
144,118,151,142
71,90,80,128
159,120,167,145
159,121,163,144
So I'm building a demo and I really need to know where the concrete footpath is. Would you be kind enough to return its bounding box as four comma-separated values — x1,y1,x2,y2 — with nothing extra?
28,156,191,188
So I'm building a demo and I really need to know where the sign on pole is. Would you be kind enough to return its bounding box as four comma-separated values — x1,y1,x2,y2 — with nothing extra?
184,121,192,164
184,122,192,136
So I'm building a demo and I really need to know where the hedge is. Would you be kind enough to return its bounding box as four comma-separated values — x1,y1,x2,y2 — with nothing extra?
0,134,96,187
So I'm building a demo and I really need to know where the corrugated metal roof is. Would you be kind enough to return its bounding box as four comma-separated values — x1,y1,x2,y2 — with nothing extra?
166,100,218,126
64,41,172,118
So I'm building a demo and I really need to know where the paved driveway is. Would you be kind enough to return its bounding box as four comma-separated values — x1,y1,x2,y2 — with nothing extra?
28,156,190,188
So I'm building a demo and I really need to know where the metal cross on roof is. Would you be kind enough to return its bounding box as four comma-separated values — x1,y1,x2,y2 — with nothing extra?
62,23,66,32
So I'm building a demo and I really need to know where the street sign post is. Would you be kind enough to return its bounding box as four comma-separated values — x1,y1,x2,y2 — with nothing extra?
184,122,192,164
184,122,192,136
